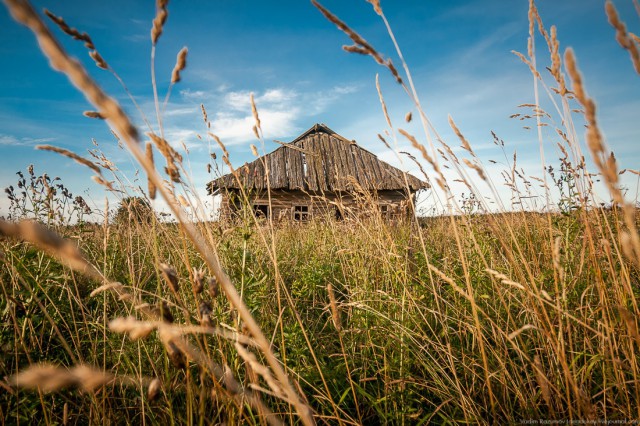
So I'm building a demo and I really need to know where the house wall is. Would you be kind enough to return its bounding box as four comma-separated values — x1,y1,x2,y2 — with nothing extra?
218,189,415,222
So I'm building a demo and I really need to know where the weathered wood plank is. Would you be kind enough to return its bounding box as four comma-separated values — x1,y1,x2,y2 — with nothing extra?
208,125,428,193
305,136,318,191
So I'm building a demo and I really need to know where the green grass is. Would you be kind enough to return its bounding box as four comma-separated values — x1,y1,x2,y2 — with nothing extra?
2,207,639,424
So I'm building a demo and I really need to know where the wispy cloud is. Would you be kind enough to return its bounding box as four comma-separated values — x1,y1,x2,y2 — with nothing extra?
122,33,148,43
0,134,56,147
210,110,299,145
179,89,207,101
224,88,297,111
164,106,199,117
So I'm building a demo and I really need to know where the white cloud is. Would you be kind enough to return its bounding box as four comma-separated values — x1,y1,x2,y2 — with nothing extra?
259,88,296,104
223,88,297,111
156,84,361,150
210,110,298,146
332,85,359,95
0,134,56,146
164,106,199,117
179,89,207,100
308,84,360,114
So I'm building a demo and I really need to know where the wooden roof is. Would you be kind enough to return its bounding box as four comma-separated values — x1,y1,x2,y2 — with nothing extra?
208,123,429,193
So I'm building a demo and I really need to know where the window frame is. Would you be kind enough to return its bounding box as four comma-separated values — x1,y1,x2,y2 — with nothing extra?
252,204,270,219
293,205,310,222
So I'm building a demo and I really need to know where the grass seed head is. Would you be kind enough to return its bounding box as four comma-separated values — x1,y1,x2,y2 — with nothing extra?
192,267,205,294
151,0,169,45
171,47,188,83
160,263,179,293
148,378,162,401
208,276,219,298
157,301,174,323
145,142,157,200
83,110,105,119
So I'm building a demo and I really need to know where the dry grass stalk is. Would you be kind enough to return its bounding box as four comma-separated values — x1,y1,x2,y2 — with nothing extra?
511,50,542,80
552,236,565,281
375,74,392,129
486,268,525,290
448,116,473,154
618,307,640,348
208,276,219,298
109,316,155,340
199,301,213,327
89,281,124,297
192,267,205,294
405,111,412,123
109,317,280,422
0,220,93,276
151,0,169,45
4,0,138,143
159,328,187,369
235,343,285,399
88,50,108,70
110,316,256,346
605,0,640,74
250,93,261,134
171,46,188,83
399,151,430,186
507,324,536,341
145,142,157,199
398,128,446,190
527,1,535,58
159,262,179,293
378,133,392,150
91,175,115,191
326,283,341,331
43,9,93,49
311,0,402,84
11,364,117,393
533,355,553,409
4,2,314,422
564,50,617,195
462,158,487,181
83,110,105,119
549,26,567,95
36,144,102,175
44,8,108,70
565,49,640,266
366,0,382,16
148,132,181,182
147,378,162,401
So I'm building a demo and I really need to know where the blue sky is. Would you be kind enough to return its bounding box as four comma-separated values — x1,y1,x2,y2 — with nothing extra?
1,0,639,218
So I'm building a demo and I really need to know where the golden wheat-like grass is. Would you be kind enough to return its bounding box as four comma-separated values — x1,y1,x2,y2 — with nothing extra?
171,46,188,83
605,0,640,74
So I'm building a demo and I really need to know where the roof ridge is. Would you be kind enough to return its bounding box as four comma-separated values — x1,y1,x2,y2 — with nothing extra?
290,123,335,143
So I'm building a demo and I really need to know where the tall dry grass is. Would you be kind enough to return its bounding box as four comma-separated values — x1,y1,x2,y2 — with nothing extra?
1,0,640,424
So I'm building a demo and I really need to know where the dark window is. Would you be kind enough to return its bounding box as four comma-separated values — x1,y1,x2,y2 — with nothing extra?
293,205,309,221
335,206,343,221
253,204,269,219
379,204,389,218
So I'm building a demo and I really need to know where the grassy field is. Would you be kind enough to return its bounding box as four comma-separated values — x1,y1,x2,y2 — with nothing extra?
2,0,640,424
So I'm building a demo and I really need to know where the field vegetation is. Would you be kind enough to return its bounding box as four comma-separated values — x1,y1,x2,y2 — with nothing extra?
1,0,640,424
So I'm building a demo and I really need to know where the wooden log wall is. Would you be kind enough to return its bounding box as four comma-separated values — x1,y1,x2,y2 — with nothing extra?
217,189,414,222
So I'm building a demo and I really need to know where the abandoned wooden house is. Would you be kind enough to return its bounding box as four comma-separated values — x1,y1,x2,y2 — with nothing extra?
207,123,429,221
